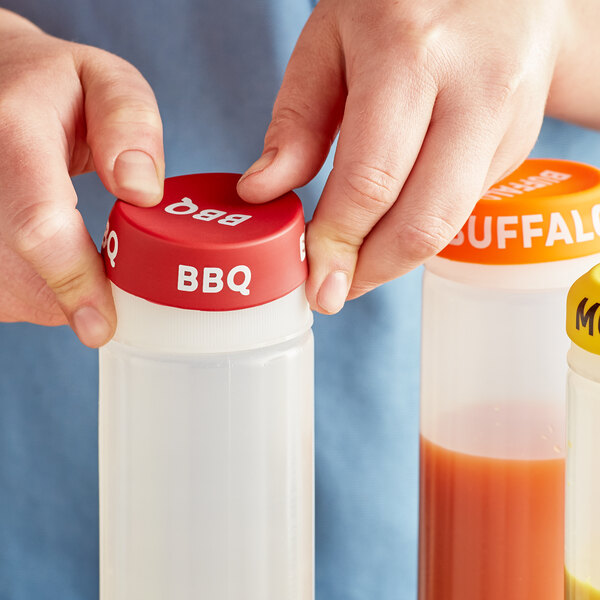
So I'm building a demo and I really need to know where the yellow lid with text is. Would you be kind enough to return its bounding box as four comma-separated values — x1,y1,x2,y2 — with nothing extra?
567,264,600,355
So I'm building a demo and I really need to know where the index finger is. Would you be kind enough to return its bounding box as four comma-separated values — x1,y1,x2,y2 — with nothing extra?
306,58,437,313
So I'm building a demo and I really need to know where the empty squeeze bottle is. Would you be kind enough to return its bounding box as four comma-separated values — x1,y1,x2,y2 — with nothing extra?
99,173,314,600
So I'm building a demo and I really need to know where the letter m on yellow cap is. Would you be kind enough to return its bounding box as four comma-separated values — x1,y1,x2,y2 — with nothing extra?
567,265,600,354
576,297,600,336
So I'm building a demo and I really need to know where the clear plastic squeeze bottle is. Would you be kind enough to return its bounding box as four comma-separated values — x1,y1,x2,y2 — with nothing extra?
418,159,600,600
98,173,314,600
565,264,600,599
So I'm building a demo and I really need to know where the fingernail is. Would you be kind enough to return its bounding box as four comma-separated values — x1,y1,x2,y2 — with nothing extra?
240,149,278,181
114,150,162,202
317,271,349,314
72,306,112,347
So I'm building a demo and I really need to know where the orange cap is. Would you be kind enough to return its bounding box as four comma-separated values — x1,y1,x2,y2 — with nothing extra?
439,159,600,264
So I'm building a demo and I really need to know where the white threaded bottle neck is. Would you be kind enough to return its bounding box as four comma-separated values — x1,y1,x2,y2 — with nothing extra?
568,343,600,384
109,282,313,354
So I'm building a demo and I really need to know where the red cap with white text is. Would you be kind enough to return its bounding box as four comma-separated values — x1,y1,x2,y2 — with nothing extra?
101,173,307,311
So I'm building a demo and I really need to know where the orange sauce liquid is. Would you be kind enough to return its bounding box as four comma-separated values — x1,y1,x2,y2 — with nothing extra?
418,405,565,600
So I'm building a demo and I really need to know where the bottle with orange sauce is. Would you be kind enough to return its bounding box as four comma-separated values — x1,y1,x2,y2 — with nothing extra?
419,159,600,600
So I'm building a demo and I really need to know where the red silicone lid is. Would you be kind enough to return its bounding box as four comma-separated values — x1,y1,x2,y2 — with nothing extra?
101,173,307,311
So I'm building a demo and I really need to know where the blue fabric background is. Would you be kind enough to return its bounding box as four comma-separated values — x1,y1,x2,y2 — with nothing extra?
0,2,599,599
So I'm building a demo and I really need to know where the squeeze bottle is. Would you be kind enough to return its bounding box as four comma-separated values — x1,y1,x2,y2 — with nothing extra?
565,264,600,599
98,173,314,600
419,159,600,600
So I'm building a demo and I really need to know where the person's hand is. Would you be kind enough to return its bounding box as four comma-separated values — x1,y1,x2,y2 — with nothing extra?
0,9,164,346
237,0,570,314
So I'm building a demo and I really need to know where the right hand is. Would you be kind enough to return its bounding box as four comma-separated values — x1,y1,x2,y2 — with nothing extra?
238,0,571,315
0,9,164,347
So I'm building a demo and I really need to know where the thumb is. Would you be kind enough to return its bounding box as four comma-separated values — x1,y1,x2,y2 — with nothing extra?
78,47,165,206
237,3,344,203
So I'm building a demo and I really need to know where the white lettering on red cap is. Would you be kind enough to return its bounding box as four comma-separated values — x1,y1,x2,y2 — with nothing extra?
227,266,251,296
177,265,199,292
106,231,119,268
178,264,251,296
165,197,252,226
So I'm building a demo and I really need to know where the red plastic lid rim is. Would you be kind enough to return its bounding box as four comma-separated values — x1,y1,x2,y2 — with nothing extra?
101,173,308,311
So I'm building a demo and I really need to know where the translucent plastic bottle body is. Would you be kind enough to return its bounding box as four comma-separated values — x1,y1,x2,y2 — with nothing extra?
418,257,599,600
98,286,314,600
418,159,600,600
565,345,600,599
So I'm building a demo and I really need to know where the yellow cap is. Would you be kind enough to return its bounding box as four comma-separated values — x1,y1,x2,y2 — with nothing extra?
567,264,600,354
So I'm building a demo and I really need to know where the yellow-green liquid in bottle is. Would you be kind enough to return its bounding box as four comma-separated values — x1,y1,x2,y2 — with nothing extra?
566,570,600,599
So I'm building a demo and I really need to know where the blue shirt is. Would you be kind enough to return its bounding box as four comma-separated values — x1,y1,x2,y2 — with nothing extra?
0,2,599,599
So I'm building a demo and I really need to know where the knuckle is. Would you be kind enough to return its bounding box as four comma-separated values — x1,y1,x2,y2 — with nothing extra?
10,204,93,302
339,163,401,217
484,76,520,109
101,100,162,131
0,94,39,146
271,102,312,126
348,280,378,297
403,28,446,72
473,59,524,111
396,215,455,265
47,267,89,300
328,229,363,251
32,290,59,319
24,270,62,312
307,220,362,253
374,15,449,85
24,280,67,325
267,100,333,149
10,203,68,258
268,101,327,142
